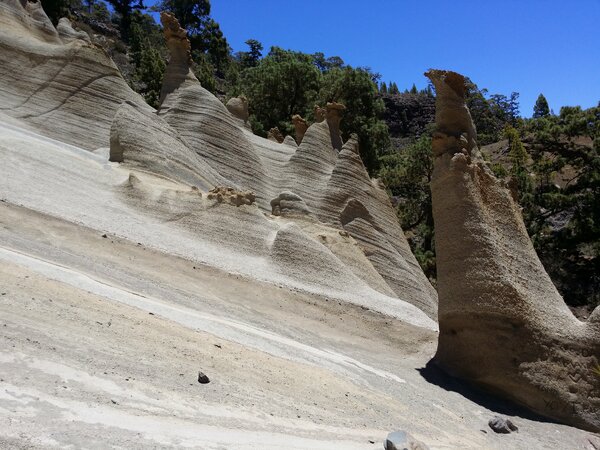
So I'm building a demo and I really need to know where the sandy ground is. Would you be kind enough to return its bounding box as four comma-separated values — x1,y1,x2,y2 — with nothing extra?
1,203,599,449
0,120,599,449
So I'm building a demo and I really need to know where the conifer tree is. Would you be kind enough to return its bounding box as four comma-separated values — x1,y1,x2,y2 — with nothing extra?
533,93,550,118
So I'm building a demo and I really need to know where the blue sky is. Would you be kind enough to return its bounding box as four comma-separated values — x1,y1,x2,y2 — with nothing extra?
153,1,600,117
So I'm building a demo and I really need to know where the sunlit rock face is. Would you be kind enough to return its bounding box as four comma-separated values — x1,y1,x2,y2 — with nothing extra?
426,69,600,432
146,13,438,318
0,2,438,322
0,0,146,149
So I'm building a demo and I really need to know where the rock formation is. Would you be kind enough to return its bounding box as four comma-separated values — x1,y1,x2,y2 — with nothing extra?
226,96,249,123
0,0,146,149
207,186,256,207
267,127,284,143
0,3,438,321
56,17,91,43
326,102,346,150
291,114,308,144
147,13,438,317
426,69,600,432
313,104,326,122
270,191,312,217
109,101,226,191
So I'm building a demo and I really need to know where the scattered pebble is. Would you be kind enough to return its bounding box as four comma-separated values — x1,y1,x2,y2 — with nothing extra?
101,234,107,238
197,371,210,384
488,416,518,434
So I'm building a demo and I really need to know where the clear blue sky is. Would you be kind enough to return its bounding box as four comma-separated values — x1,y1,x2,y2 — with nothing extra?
154,0,600,117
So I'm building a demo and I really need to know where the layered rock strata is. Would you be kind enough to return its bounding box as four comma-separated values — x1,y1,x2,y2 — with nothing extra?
155,14,438,317
0,0,146,149
426,69,600,432
0,1,438,320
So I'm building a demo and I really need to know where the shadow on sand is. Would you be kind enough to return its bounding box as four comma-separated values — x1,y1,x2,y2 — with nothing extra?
417,359,561,425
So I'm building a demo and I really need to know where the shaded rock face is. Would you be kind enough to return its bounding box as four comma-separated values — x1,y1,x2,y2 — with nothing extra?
0,0,146,149
426,69,600,432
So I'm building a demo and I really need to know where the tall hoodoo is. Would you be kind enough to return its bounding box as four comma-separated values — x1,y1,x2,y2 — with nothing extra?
159,11,197,108
426,69,600,432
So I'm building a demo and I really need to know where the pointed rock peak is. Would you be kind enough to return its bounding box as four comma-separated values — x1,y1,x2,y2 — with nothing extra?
161,12,192,65
226,96,249,123
341,133,360,155
283,135,298,147
291,114,308,144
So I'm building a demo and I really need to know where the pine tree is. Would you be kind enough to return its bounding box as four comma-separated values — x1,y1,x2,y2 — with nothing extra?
410,83,418,94
533,94,550,118
389,82,399,95
380,82,388,94
505,125,532,204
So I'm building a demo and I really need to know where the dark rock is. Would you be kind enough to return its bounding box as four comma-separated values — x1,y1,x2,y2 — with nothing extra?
488,416,518,434
197,371,210,384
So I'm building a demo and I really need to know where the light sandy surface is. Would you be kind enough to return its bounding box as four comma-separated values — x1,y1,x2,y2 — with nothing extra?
1,121,599,449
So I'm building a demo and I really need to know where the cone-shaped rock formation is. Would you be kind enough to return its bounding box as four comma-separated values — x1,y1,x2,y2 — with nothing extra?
426,69,600,432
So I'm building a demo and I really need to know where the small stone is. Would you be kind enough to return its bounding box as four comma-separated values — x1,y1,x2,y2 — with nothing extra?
197,371,210,384
101,234,107,238
488,416,518,434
